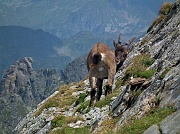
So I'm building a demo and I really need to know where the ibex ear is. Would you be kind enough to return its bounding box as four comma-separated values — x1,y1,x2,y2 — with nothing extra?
113,40,117,48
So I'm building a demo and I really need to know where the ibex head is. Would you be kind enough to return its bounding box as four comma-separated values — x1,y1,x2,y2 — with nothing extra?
113,34,135,71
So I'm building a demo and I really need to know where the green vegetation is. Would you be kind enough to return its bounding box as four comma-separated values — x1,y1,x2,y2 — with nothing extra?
50,126,90,134
147,2,172,33
116,106,176,134
51,115,89,134
159,2,173,15
96,106,176,134
135,69,156,79
51,115,66,128
34,82,85,117
76,100,90,113
115,80,123,90
51,115,84,129
95,116,122,134
159,68,171,80
94,89,120,108
75,93,88,106
124,54,155,82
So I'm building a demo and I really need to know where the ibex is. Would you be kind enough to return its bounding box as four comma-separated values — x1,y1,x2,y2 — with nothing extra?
87,34,135,106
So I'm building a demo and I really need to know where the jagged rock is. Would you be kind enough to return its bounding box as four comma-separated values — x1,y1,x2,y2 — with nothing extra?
143,125,160,134
61,56,88,84
159,64,180,109
129,77,146,85
0,57,61,134
160,110,180,134
144,110,180,134
110,0,180,127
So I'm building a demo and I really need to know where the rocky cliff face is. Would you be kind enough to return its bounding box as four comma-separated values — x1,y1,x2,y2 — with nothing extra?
14,1,179,134
61,56,88,84
0,57,61,134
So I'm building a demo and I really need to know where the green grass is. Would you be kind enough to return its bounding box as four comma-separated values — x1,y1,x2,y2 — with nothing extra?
147,2,172,33
116,106,176,134
76,100,90,113
115,80,123,90
51,115,84,129
51,115,66,128
135,69,156,79
141,57,155,67
124,54,156,82
34,82,85,117
159,68,170,80
159,2,172,15
75,93,88,106
94,89,120,108
51,126,90,134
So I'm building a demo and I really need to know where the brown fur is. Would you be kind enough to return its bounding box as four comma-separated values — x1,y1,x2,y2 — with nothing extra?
87,35,135,106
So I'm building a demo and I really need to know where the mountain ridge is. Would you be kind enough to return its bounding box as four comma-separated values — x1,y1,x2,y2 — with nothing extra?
0,57,61,134
14,1,180,133
0,0,175,40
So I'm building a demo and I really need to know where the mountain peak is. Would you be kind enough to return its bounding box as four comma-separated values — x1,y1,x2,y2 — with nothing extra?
14,1,180,133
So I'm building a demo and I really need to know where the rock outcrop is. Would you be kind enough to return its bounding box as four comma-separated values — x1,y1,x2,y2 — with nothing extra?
0,57,61,134
61,56,88,84
14,1,180,134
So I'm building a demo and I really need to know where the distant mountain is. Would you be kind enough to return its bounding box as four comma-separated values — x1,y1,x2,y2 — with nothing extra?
61,55,87,84
0,57,61,134
14,1,180,133
0,26,71,78
0,0,175,40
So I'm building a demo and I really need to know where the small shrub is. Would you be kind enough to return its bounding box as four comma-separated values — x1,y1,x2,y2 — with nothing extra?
51,115,66,128
76,100,90,113
135,69,156,79
141,56,155,67
159,2,172,15
75,93,88,106
147,2,172,33
159,68,170,80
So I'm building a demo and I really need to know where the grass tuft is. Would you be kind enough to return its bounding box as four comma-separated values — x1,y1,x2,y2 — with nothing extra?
116,106,176,134
76,100,90,113
50,126,90,134
75,93,88,106
147,2,172,33
94,89,120,108
159,2,172,15
34,82,85,117
124,54,155,82
159,68,171,80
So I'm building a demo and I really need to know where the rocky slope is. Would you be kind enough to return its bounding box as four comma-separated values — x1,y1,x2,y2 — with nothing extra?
14,1,179,134
0,57,61,134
